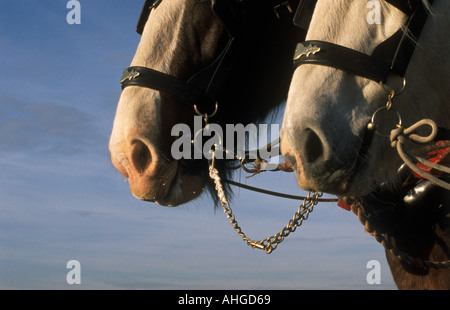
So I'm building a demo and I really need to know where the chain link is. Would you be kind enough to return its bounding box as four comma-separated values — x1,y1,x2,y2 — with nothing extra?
200,105,320,254
209,153,320,254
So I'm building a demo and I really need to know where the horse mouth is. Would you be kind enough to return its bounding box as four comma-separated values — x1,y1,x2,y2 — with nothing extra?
137,161,206,207
131,168,180,204
111,152,206,207
281,134,375,197
334,162,375,197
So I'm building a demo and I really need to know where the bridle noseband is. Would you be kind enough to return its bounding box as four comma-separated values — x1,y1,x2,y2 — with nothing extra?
122,0,299,116
292,0,450,269
120,0,324,255
118,0,449,263
293,0,434,84
122,0,305,115
122,0,240,114
292,0,450,190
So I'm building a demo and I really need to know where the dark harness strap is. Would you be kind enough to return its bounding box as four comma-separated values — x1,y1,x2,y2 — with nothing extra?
136,0,162,35
121,36,237,113
372,0,434,78
294,40,393,83
121,66,209,106
122,0,302,113
293,0,433,83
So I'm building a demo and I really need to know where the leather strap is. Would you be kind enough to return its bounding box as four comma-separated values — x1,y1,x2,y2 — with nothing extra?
385,0,416,15
121,35,237,112
293,0,433,83
124,0,301,112
373,0,434,78
293,40,392,83
211,0,241,37
293,0,317,29
121,66,211,108
136,0,162,35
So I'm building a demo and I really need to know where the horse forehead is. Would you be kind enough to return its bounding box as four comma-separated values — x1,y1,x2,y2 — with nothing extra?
306,0,405,48
133,0,188,67
305,0,356,40
143,0,197,34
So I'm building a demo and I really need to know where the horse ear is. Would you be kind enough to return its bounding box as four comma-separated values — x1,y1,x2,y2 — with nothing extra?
211,0,240,36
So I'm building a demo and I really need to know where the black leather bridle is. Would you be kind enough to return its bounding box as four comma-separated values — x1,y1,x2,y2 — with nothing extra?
292,0,436,188
292,0,433,84
121,0,239,114
120,0,299,115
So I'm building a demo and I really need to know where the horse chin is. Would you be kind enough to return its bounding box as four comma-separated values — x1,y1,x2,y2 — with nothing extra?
282,137,377,197
128,161,206,207
291,161,376,197
152,172,205,207
336,169,377,198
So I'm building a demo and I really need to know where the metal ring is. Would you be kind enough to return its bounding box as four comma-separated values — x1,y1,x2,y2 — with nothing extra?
380,77,407,97
368,106,403,137
192,123,224,157
193,102,219,119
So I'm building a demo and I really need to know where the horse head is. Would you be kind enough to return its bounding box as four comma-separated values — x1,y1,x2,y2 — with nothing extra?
110,0,304,206
281,0,449,197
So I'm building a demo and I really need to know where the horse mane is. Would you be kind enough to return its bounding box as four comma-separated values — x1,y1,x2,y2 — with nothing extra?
197,3,303,206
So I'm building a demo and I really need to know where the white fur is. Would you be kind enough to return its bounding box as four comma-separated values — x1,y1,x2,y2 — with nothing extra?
281,0,450,195
110,0,183,162
109,0,210,206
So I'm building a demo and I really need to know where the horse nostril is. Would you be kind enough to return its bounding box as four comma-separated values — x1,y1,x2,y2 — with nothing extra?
302,128,323,163
131,140,152,173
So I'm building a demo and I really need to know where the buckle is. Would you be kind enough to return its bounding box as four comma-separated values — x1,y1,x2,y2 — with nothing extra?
273,1,293,19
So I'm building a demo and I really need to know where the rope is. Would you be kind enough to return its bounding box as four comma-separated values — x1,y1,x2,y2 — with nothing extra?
390,119,450,190
224,179,339,202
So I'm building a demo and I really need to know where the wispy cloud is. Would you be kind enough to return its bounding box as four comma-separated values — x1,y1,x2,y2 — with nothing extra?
0,1,397,290
0,95,104,156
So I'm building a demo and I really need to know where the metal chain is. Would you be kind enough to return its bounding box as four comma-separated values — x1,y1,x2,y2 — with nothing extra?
209,150,321,254
197,103,321,254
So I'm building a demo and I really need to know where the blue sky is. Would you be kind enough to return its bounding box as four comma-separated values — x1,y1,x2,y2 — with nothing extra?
0,1,396,289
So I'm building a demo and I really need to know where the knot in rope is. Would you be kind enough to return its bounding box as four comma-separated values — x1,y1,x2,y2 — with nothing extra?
390,118,438,147
389,119,450,190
